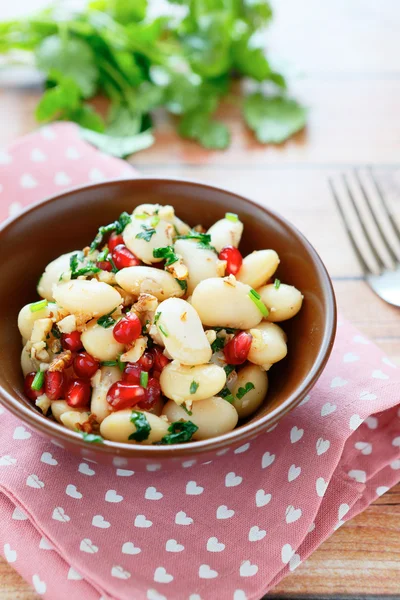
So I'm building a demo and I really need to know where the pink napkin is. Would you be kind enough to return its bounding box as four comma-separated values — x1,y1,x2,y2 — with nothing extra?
0,123,399,600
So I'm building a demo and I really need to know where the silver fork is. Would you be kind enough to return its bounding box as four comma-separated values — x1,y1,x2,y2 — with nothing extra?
329,169,400,307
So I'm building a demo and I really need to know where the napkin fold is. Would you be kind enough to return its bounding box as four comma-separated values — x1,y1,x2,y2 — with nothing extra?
0,123,399,600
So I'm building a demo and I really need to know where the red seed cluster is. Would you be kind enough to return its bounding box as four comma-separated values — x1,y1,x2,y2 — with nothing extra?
219,245,243,276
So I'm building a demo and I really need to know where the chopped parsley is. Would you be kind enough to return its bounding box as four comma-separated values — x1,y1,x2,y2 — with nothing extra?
140,371,149,388
175,278,188,291
51,325,61,339
176,231,216,252
224,364,235,377
118,212,132,232
274,278,281,289
225,212,239,222
136,225,156,242
181,404,193,416
236,382,255,400
30,299,48,313
31,370,44,391
158,324,169,337
70,252,100,279
89,212,132,251
154,312,161,325
190,381,199,394
214,326,237,334
97,247,109,262
219,386,235,403
129,411,151,442
211,336,225,353
141,319,150,335
97,308,117,328
80,432,104,444
248,288,269,318
153,246,179,266
160,421,198,444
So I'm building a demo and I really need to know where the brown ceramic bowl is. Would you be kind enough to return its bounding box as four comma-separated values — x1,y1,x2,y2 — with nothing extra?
0,178,336,470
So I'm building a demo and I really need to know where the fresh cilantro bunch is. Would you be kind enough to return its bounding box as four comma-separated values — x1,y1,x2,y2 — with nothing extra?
0,0,306,156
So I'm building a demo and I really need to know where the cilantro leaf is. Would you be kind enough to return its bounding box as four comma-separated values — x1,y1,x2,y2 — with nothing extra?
36,76,81,122
97,308,118,329
179,112,230,150
80,432,104,444
136,225,156,242
211,336,225,353
243,94,307,144
80,127,154,158
160,421,198,444
236,382,255,400
153,246,178,266
129,411,151,442
219,387,235,403
190,381,199,394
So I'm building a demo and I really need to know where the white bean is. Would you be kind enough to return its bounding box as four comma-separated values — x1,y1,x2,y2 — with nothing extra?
90,366,121,423
231,364,268,418
191,276,263,329
162,397,238,440
247,322,287,369
207,217,243,252
174,239,224,294
53,280,121,319
51,400,77,423
37,251,78,301
123,216,174,264
160,361,226,404
115,266,184,301
156,298,212,365
81,319,124,362
100,409,169,444
258,283,303,322
18,302,60,341
237,250,279,289
60,410,91,431
132,204,190,235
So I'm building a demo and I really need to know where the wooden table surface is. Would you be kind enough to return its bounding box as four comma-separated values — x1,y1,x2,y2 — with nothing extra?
1,0,400,598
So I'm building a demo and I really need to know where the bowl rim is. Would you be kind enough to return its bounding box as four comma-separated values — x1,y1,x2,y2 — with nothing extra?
0,177,337,457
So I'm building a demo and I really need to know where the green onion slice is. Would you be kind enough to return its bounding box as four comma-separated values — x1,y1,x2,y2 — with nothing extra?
140,371,149,388
225,212,239,222
248,288,269,317
30,299,48,313
274,278,281,289
31,370,44,391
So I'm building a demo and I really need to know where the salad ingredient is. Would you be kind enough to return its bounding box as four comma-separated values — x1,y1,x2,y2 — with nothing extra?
247,322,288,370
61,330,83,352
73,352,100,379
115,266,185,300
219,246,243,276
53,280,121,319
106,381,146,410
207,216,244,253
90,366,121,423
113,313,142,344
258,283,304,322
81,320,124,362
232,364,268,418
223,332,252,365
237,249,280,289
44,370,65,401
159,362,226,404
100,409,169,444
66,379,91,408
111,244,141,269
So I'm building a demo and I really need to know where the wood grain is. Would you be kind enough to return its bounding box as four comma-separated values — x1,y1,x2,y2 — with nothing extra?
1,0,400,598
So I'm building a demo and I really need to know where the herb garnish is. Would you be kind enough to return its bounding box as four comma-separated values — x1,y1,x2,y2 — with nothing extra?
248,288,269,317
51,325,61,339
140,371,149,388
129,411,151,442
224,364,235,377
225,212,239,222
80,432,104,444
117,354,125,372
190,381,199,395
153,246,178,266
158,324,169,337
214,327,237,334
31,370,44,391
160,421,198,445
154,312,161,325
89,212,131,251
219,387,235,403
274,278,281,289
101,360,118,367
236,382,255,400
181,404,193,416
97,247,109,262
69,252,100,279
136,225,156,242
30,299,48,313
175,279,188,292
97,308,117,328
211,336,225,353
176,231,216,252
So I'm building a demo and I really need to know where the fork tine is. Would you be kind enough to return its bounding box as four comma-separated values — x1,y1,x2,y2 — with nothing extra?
354,169,398,265
368,167,400,243
342,174,385,271
328,178,370,275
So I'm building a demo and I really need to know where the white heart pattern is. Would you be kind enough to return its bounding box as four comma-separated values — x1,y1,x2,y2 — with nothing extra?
52,507,70,523
66,146,81,159
234,443,250,454
54,171,71,186
0,455,17,466
105,489,123,503
147,590,166,600
248,526,266,542
66,484,82,499
316,477,328,497
372,369,389,380
78,462,95,476
8,202,22,217
88,167,105,182
390,459,400,470
175,511,193,525
207,537,225,552
376,486,389,497
216,505,234,519
343,352,359,363
32,574,46,595
122,542,141,555
31,148,46,162
116,469,134,477
40,452,57,466
225,472,242,487
13,426,31,440
145,486,163,500
289,553,301,571
255,489,272,507
0,149,12,164
349,414,363,430
290,426,304,443
285,505,302,524
365,416,378,429
39,537,53,550
26,474,44,489
261,451,275,468
67,567,83,580
338,503,350,520
316,438,330,456
199,564,218,579
80,538,99,554
92,515,111,529
393,436,400,447
4,543,17,563
111,565,131,580
146,463,161,472
382,356,397,368
154,567,173,583
239,560,258,577
321,402,337,417
135,514,153,528
281,543,294,564
330,376,347,388
233,591,247,600
186,481,204,495
288,464,301,482
359,391,377,401
355,441,372,455
182,460,197,468
20,173,37,189
353,334,369,344
12,507,27,521
348,469,367,483
166,539,184,553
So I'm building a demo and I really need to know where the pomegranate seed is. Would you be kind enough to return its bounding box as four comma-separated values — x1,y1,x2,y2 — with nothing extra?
24,372,44,402
137,351,154,372
152,369,161,380
219,245,243,276
122,363,142,385
138,377,161,410
96,260,112,272
223,331,252,365
66,379,91,408
45,371,65,401
108,232,124,251
113,313,142,344
74,352,99,379
107,381,145,410
61,330,83,352
112,244,140,270
150,346,170,371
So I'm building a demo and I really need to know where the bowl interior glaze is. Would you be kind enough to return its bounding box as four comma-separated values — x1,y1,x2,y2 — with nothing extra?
0,178,336,464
